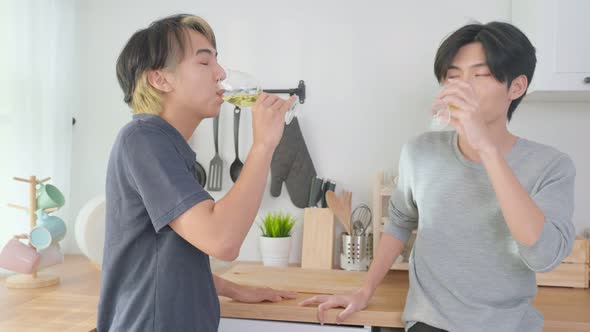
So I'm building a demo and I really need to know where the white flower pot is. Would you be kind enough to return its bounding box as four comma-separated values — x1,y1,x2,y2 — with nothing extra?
259,236,291,267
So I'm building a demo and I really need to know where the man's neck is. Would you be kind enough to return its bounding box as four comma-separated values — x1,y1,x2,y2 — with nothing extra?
457,121,518,163
159,108,202,141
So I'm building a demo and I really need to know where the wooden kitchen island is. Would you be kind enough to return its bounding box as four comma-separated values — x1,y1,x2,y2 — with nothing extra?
1,255,589,331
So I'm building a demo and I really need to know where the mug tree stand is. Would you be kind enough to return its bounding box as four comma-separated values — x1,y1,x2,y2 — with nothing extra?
6,176,60,289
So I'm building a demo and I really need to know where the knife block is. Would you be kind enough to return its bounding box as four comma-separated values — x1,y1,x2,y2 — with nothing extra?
301,208,335,269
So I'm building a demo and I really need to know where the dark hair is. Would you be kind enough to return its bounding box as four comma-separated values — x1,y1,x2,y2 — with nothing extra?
434,21,536,121
116,14,216,114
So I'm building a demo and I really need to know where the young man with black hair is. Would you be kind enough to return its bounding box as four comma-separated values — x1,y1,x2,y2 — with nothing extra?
97,14,297,331
301,21,576,332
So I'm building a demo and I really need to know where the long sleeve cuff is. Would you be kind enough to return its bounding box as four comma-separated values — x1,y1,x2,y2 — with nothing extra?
516,219,573,273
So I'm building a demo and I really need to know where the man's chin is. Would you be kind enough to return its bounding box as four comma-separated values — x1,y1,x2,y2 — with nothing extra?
207,105,222,118
189,105,220,120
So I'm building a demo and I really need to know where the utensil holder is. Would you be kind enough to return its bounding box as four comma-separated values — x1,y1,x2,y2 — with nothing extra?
340,233,373,271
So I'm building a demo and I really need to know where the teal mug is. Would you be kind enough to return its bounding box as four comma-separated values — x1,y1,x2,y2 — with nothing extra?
30,210,67,250
36,183,65,210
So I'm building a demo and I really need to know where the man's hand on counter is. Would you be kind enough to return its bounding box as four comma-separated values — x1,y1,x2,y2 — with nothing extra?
214,275,297,303
298,288,371,325
298,234,404,325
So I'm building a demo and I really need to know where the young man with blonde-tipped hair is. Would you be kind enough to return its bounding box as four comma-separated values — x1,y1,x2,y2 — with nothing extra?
97,14,297,331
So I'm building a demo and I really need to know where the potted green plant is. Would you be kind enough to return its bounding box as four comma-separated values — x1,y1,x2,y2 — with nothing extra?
258,212,296,267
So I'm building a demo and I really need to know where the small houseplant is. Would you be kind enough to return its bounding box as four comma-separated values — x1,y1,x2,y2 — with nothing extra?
258,212,296,267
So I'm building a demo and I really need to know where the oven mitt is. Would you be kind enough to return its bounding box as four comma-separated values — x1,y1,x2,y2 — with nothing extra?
270,118,316,208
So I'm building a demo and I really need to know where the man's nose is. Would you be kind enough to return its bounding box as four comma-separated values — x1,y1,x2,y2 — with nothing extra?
216,64,227,81
458,73,472,82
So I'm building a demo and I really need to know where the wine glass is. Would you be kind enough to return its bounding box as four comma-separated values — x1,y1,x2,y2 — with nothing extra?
219,68,298,124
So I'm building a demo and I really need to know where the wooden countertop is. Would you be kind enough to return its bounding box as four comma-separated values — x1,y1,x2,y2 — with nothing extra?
0,255,100,332
218,264,590,331
218,263,405,327
1,255,589,331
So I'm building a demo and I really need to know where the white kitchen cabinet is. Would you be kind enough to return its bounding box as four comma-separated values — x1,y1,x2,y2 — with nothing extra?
512,0,590,101
219,318,371,332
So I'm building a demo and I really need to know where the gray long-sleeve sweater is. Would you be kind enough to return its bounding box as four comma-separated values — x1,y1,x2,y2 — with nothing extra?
384,131,576,332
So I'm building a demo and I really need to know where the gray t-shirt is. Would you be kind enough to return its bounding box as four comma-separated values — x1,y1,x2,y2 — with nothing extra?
97,114,218,331
384,131,576,332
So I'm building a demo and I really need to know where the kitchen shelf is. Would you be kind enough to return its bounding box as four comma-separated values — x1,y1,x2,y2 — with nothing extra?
391,261,409,271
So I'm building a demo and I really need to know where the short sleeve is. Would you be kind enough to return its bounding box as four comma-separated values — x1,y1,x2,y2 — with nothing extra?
122,125,212,232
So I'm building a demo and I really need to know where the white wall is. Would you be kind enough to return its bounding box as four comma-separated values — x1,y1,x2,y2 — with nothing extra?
66,0,589,263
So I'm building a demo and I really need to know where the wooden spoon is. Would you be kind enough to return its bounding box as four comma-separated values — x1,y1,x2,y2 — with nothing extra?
341,190,352,229
326,190,352,235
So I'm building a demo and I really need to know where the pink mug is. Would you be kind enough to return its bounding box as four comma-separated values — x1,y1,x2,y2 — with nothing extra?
0,236,41,274
37,243,64,270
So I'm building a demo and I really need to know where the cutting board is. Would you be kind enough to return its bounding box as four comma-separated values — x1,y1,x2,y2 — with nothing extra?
220,263,364,295
300,208,335,269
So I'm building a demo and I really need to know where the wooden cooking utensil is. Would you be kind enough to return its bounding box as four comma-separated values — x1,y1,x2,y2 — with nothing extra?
326,190,352,235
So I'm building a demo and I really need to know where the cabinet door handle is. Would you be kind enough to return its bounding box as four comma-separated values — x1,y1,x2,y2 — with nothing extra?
585,77,590,84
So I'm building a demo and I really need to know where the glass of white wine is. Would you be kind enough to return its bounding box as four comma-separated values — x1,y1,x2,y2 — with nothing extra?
219,68,298,124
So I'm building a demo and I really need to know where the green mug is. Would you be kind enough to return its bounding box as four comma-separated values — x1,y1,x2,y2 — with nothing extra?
36,183,65,210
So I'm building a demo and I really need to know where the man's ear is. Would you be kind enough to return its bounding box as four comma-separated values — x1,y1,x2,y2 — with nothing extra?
508,75,528,101
146,69,174,93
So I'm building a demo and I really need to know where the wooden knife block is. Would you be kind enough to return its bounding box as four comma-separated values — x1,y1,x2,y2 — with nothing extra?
301,208,335,269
